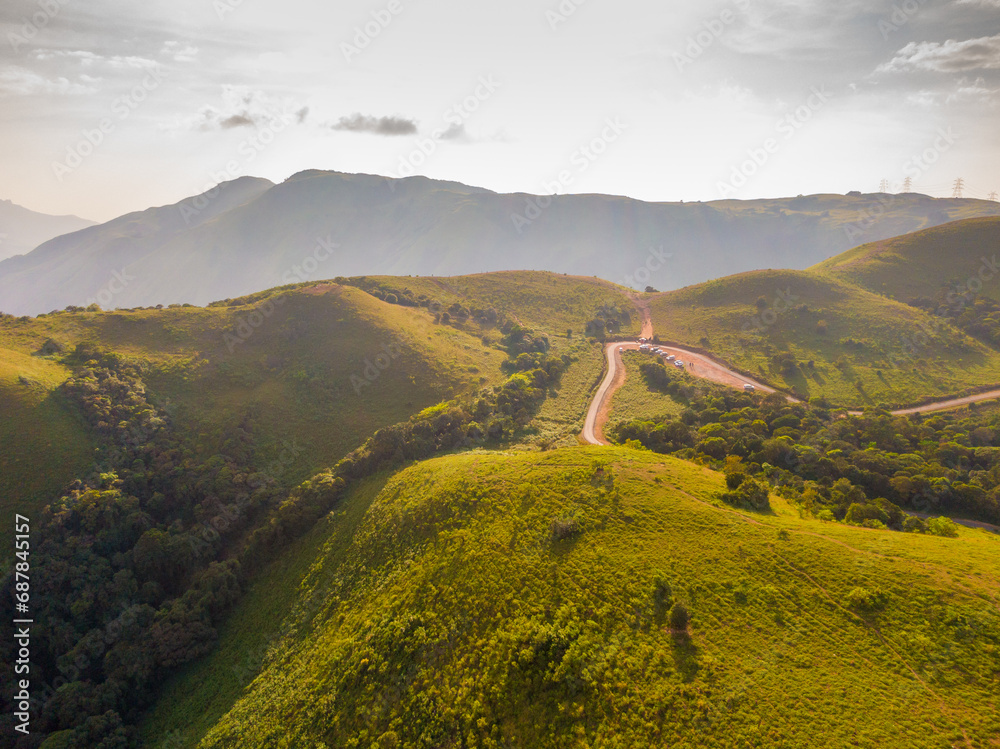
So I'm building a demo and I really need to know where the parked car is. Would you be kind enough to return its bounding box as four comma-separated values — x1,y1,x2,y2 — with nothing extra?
666,354,676,361
674,360,685,368
743,383,755,391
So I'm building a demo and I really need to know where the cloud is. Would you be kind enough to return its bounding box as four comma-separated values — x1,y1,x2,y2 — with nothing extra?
0,67,98,96
878,34,1000,73
439,123,468,141
162,41,199,63
189,85,308,131
330,113,418,136
32,50,160,70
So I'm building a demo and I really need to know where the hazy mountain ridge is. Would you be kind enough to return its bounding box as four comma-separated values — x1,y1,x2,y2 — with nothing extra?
2,170,1000,316
0,199,96,263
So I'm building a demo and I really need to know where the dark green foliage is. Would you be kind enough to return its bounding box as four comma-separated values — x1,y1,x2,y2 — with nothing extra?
668,603,689,631
610,364,1000,527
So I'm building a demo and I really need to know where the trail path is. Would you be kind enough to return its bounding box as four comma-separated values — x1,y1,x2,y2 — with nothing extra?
581,298,1000,446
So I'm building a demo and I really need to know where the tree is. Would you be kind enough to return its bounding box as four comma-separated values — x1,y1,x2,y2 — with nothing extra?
668,602,689,631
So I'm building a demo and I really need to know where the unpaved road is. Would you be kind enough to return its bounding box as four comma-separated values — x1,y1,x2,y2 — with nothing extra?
581,313,1000,446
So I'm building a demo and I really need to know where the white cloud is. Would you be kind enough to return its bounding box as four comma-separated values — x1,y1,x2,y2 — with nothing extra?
185,85,308,131
878,34,1000,73
0,67,98,96
162,41,198,63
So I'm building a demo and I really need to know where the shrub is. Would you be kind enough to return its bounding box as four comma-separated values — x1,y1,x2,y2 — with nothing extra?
927,516,959,538
668,603,689,631
550,512,582,541
844,586,889,613
721,478,771,512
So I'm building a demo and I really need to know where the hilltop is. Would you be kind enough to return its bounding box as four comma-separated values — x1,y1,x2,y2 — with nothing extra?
814,216,1000,304
144,447,1000,748
4,171,1000,315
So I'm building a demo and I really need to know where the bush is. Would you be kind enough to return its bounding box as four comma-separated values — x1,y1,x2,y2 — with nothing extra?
721,478,771,512
668,603,689,631
844,586,889,613
550,512,582,541
927,516,959,538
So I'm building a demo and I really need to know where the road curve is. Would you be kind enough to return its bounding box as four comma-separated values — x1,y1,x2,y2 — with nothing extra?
581,340,1000,445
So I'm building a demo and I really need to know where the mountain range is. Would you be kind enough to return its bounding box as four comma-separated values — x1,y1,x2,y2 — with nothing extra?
0,198,95,263
2,170,1000,316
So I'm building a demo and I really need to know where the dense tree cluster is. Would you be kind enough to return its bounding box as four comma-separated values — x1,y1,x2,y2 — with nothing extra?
611,360,1000,528
585,304,633,339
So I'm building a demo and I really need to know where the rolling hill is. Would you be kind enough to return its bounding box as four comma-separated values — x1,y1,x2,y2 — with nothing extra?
814,216,1000,304
0,272,634,528
142,447,1000,748
0,198,95,262
646,268,1000,408
3,170,1000,316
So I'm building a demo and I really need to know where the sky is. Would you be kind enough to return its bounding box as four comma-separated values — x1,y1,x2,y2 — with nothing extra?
1,0,998,222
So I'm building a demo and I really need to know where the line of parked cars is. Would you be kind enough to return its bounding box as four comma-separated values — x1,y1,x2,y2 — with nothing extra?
626,338,756,390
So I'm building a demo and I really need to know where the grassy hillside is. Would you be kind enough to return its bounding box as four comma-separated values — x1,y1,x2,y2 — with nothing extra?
145,447,1000,747
647,269,1000,408
0,271,629,533
814,216,1000,304
0,284,505,501
0,346,92,532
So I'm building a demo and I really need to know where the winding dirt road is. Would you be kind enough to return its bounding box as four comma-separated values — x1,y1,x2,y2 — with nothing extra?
581,300,1000,446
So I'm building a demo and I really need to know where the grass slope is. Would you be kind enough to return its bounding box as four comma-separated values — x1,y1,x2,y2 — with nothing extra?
647,269,1000,408
814,216,1000,304
607,350,687,427
156,447,999,748
0,346,92,539
0,284,506,497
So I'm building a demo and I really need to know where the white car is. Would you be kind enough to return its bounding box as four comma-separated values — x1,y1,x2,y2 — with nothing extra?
666,354,676,361
743,383,755,391
674,360,685,368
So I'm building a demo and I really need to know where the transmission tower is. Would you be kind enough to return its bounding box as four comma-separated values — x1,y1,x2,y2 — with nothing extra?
990,191,999,202
879,178,890,193
902,176,912,193
952,178,965,198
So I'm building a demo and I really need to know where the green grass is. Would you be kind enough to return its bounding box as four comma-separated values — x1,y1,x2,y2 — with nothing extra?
0,284,508,493
814,216,1000,304
647,269,1000,408
607,351,687,428
0,346,92,550
157,447,999,748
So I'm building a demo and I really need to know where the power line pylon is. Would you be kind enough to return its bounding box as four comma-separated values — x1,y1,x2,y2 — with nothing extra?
879,178,890,193
952,178,965,198
990,191,999,202
902,176,912,193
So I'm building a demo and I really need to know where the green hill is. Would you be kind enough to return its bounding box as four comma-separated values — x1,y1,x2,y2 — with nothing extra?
144,447,1000,748
646,269,1000,408
0,272,632,539
814,216,1000,304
